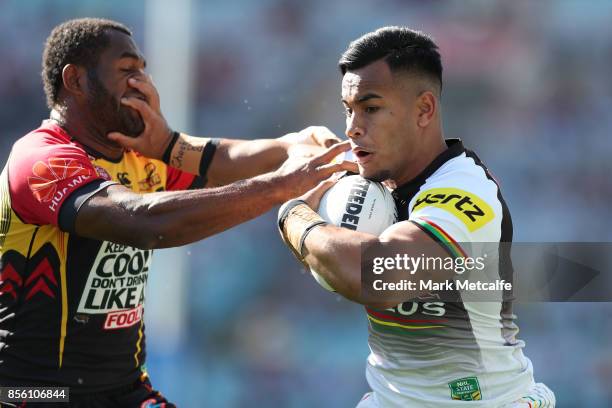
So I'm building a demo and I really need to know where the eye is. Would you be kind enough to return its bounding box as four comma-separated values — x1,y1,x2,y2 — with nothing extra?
120,66,139,74
365,106,380,114
344,107,353,117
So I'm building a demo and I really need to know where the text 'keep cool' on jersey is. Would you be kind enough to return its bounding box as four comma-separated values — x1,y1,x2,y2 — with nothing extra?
0,120,212,392
365,139,538,407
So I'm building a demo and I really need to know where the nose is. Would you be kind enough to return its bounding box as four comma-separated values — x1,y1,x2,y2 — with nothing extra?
345,113,364,140
129,70,147,81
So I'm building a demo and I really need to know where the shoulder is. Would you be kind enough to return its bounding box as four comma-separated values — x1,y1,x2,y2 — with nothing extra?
409,152,504,241
8,122,105,226
10,123,98,190
12,121,90,161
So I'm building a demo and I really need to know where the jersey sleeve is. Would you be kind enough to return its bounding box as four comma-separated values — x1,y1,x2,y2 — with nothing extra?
9,140,107,228
408,172,502,257
165,166,203,191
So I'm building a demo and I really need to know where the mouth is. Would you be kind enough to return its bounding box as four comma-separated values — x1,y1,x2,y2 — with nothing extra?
352,146,374,163
124,92,147,102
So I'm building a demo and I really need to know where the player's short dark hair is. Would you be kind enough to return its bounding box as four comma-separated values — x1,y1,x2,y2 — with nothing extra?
42,18,132,109
339,26,442,91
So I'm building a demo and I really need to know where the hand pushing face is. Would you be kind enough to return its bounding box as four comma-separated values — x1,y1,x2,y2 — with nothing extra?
85,30,148,137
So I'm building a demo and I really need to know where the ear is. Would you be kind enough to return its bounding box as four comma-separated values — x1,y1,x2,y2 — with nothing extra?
415,91,437,128
61,64,87,98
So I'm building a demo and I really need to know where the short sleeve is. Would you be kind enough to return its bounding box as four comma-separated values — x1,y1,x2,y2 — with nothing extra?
165,166,204,191
9,140,106,227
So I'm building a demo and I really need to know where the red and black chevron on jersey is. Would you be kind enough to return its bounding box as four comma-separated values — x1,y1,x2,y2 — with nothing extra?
0,120,207,392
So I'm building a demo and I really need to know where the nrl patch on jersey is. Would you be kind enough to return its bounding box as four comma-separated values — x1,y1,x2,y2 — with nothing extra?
448,376,482,401
77,241,151,328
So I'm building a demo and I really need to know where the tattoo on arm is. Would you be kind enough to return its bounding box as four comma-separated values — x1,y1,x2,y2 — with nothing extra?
169,134,209,175
170,139,187,170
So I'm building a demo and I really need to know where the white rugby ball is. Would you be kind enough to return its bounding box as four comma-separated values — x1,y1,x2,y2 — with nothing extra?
311,175,398,291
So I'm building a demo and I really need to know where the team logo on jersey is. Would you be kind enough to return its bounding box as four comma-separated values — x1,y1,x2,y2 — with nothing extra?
412,188,494,231
117,172,132,187
448,376,482,401
76,241,151,329
28,158,92,203
94,165,112,181
138,163,161,190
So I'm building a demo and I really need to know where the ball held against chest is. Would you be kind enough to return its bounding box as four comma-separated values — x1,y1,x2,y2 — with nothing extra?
311,175,398,291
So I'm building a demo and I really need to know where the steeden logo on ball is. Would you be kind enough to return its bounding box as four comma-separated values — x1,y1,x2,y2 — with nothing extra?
312,175,397,291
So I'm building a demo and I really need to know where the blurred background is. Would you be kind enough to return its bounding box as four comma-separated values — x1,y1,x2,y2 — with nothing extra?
1,0,612,406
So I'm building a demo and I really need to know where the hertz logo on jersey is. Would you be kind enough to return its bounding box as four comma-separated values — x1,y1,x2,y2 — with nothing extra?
412,188,494,231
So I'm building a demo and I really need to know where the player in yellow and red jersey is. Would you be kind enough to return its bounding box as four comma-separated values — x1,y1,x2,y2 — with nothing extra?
0,18,356,407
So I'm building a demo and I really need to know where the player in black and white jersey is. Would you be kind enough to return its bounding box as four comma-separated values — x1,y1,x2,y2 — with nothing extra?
278,27,555,407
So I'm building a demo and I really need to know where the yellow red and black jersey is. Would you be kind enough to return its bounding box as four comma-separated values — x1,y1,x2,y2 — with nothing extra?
0,120,210,392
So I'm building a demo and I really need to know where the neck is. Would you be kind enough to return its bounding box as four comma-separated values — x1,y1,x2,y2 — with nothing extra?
50,106,124,161
392,132,447,187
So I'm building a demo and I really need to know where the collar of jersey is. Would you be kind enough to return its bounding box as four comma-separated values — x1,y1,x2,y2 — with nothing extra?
42,119,125,164
392,138,465,200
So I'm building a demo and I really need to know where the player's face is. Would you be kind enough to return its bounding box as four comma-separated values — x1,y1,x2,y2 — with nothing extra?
342,59,422,183
85,30,147,137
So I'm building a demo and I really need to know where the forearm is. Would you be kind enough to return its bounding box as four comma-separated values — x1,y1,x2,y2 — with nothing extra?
137,173,285,248
303,225,384,306
167,133,291,185
77,174,287,249
206,138,290,185
278,200,388,308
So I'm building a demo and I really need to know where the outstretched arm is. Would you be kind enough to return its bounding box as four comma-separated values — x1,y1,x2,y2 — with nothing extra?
108,76,341,185
73,142,357,249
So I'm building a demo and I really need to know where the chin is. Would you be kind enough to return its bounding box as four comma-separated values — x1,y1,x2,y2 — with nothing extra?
117,110,145,137
360,165,391,183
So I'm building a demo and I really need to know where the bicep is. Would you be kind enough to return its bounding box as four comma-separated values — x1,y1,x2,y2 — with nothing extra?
206,138,288,186
72,183,150,247
379,220,434,243
381,218,472,261
201,139,239,186
378,220,458,278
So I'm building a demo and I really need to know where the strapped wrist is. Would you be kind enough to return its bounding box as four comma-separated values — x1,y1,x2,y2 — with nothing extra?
278,200,327,264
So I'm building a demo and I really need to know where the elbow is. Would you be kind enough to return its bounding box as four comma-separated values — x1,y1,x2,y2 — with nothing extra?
358,280,399,310
339,277,397,310
362,300,398,310
129,234,158,251
113,223,160,250
112,212,172,250
119,195,178,250
130,218,178,250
